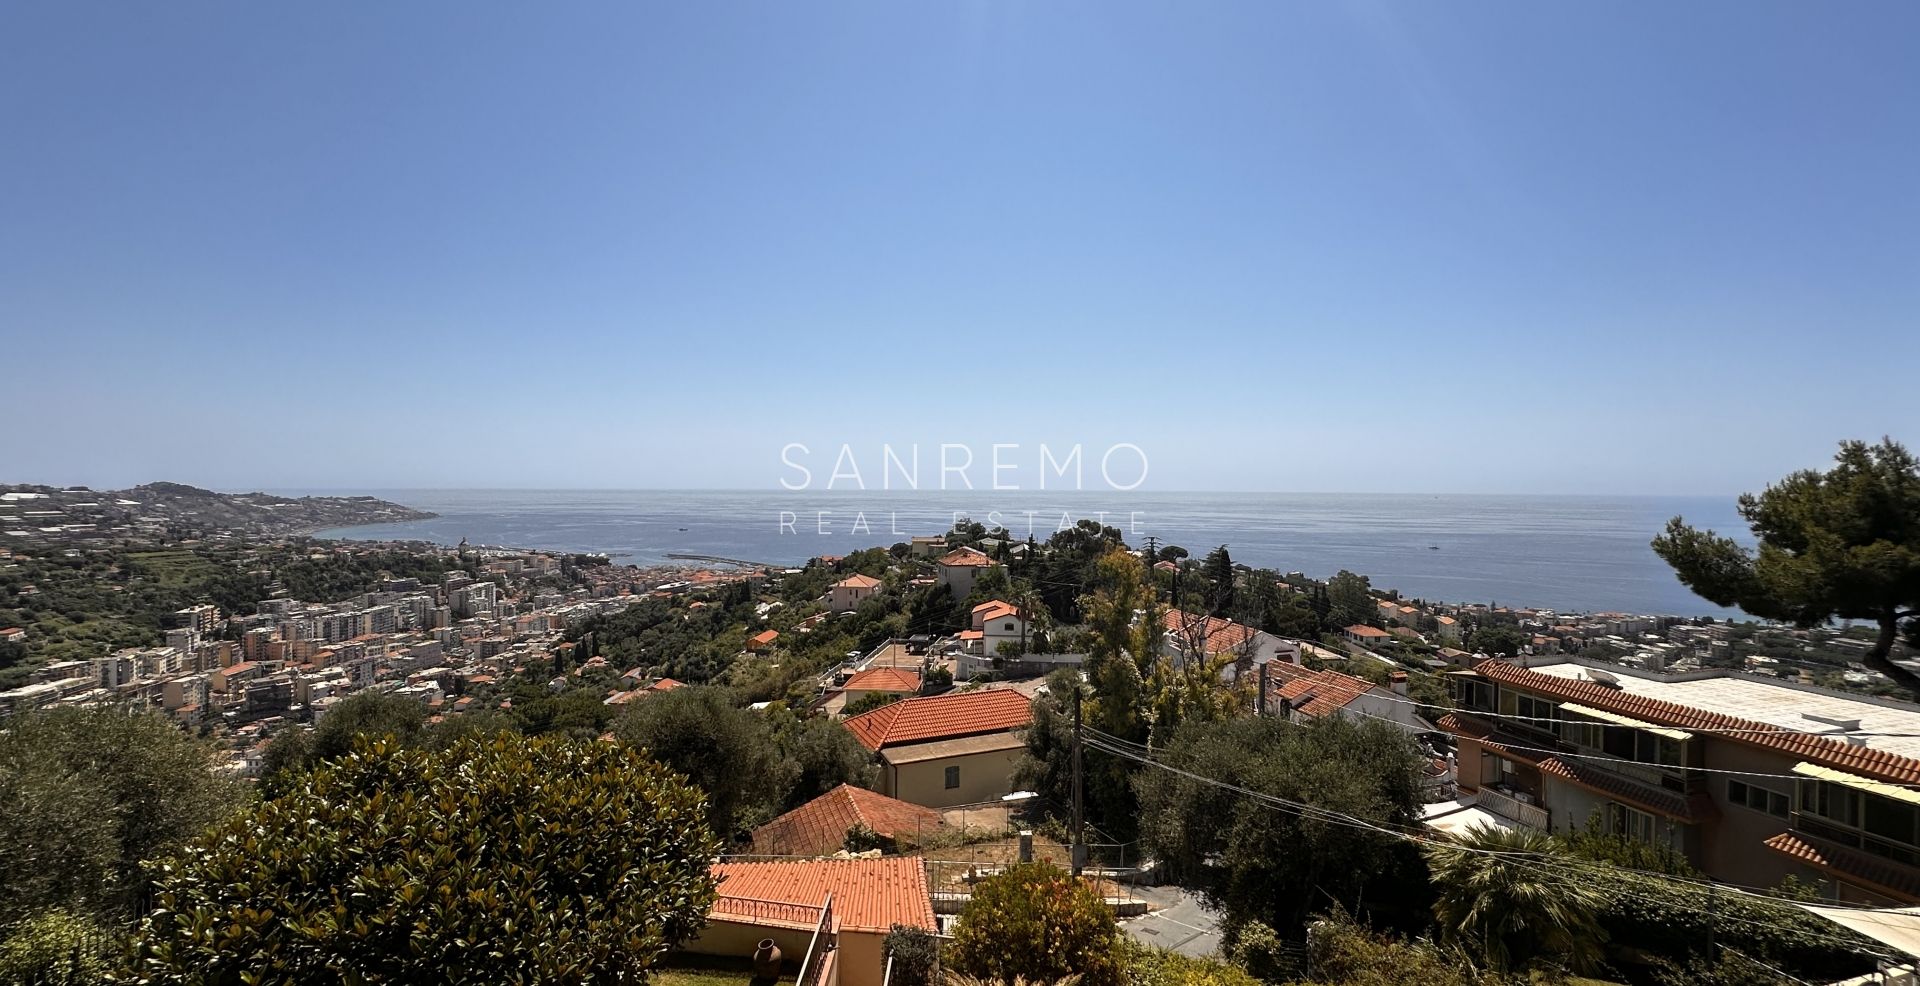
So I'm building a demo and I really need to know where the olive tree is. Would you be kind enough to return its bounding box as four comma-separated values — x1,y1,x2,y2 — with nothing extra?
0,706,247,928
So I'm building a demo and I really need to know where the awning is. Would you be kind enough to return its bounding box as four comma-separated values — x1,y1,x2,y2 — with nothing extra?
1560,702,1692,742
1798,903,1920,958
1793,762,1920,807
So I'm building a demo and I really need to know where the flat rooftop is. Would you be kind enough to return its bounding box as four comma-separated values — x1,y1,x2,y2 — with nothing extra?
1525,660,1920,759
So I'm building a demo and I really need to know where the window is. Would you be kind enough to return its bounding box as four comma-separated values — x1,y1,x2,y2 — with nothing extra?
1797,780,1920,865
1813,781,1863,827
1728,779,1790,818
944,766,960,789
1455,678,1494,712
1560,718,1603,749
1003,622,1015,631
1501,692,1557,735
1607,803,1658,844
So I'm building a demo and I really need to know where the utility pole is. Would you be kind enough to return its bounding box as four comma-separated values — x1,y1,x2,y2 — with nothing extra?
1071,684,1086,876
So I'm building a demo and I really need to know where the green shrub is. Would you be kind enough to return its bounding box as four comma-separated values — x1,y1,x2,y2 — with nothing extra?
1223,921,1295,984
0,909,119,986
1297,915,1517,986
1587,872,1873,983
844,691,903,716
128,734,720,985
883,923,939,986
948,863,1121,986
1122,940,1259,986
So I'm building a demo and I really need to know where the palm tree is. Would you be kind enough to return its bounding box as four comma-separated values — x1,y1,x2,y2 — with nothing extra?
1427,825,1609,974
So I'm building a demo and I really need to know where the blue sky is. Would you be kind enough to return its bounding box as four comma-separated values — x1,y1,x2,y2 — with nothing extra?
2,2,1914,494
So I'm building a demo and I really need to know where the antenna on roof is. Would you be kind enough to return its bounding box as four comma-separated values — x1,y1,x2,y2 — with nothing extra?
1584,668,1621,688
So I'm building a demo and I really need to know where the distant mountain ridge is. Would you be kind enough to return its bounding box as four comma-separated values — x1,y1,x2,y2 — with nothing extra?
0,482,435,540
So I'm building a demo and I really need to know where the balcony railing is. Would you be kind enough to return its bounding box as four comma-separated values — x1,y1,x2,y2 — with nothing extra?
1794,814,1920,868
1475,787,1550,830
711,895,827,928
795,893,836,986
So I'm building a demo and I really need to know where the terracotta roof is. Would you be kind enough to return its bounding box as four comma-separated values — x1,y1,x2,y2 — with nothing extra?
972,601,1028,626
1472,660,1920,786
712,857,936,934
1266,662,1376,718
1164,610,1262,655
834,574,883,590
1344,625,1391,638
956,629,983,640
842,689,1032,751
935,548,993,568
749,629,780,646
646,677,684,692
843,667,921,694
1533,755,1717,823
1764,832,1920,903
750,784,944,856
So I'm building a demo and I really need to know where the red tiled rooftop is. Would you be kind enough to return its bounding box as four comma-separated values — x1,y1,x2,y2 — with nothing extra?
843,667,921,694
1266,662,1375,718
1344,624,1391,638
712,857,936,934
935,548,993,568
1470,659,1920,786
1765,832,1920,903
843,689,1031,751
1164,610,1261,655
833,574,882,590
750,784,945,857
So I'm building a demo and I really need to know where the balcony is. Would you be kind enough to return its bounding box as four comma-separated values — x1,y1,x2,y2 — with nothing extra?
1475,786,1550,830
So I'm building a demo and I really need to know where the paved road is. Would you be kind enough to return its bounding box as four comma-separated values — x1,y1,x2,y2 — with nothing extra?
1119,886,1224,958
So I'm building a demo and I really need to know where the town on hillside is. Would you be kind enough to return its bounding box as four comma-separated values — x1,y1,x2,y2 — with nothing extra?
6,445,1920,986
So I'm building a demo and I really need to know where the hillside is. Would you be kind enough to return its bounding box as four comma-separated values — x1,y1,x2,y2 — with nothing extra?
0,482,435,543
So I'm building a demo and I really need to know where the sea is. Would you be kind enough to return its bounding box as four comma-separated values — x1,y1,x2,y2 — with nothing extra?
312,490,1751,619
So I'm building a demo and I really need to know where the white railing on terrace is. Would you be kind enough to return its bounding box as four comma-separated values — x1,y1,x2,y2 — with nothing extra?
1474,787,1549,830
795,893,836,986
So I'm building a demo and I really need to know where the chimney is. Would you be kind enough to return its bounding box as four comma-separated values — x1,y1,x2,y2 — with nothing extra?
1390,671,1408,696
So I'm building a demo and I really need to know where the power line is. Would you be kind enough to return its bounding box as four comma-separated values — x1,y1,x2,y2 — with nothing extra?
1334,705,1920,790
1080,724,1919,921
1344,679,1920,742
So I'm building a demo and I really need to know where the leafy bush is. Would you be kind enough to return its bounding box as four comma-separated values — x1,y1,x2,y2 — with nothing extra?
0,909,119,986
948,863,1121,986
844,823,887,853
884,923,939,986
1587,871,1873,983
1223,921,1296,984
845,691,904,717
128,734,720,985
1122,940,1259,986
1297,914,1518,986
